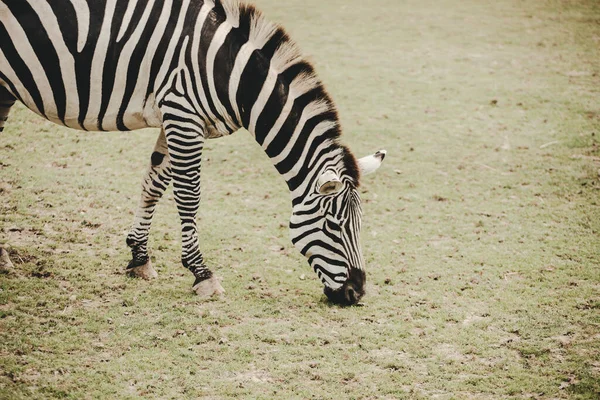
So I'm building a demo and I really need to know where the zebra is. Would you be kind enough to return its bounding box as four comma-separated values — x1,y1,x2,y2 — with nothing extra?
0,0,386,305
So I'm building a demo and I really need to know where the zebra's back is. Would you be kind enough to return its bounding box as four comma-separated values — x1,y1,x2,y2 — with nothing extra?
0,0,188,132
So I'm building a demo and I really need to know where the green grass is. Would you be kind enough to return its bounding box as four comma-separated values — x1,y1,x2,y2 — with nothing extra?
1,0,599,398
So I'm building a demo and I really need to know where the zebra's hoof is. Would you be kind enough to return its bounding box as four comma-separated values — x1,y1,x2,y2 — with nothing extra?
193,276,225,298
126,260,158,280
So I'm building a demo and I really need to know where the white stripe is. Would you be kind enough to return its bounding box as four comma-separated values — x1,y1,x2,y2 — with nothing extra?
155,0,194,101
229,12,278,126
70,0,90,53
228,42,255,124
187,2,213,113
270,101,331,164
291,151,344,199
221,0,240,27
26,0,80,127
103,0,155,130
116,0,139,43
0,50,41,116
260,72,320,149
281,123,337,181
0,3,57,122
246,30,307,136
270,40,302,73
206,22,235,128
165,147,203,159
163,81,196,113
248,70,277,135
319,269,342,289
124,0,173,128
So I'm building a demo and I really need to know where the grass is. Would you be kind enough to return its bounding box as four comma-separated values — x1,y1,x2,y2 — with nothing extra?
1,0,599,398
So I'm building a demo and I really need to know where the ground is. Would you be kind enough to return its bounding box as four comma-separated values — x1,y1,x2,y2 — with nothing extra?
1,0,599,398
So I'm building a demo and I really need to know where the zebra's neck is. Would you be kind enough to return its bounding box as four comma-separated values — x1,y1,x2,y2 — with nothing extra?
210,3,356,199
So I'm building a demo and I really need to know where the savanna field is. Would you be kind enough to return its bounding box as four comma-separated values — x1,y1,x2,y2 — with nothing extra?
1,0,599,398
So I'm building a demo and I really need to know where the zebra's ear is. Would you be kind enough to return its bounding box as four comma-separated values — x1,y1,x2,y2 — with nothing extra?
358,150,387,176
317,170,343,195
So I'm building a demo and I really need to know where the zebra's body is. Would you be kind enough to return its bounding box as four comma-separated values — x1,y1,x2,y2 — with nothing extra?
0,0,386,305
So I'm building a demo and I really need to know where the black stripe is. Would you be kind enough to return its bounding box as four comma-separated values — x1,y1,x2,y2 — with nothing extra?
289,214,322,229
196,5,233,128
291,227,320,247
252,77,285,143
161,112,205,130
266,86,332,159
4,1,67,123
47,0,80,55
44,0,86,129
301,240,345,259
237,50,269,130
0,74,23,105
96,0,139,130
275,113,337,176
291,151,339,202
147,0,182,99
238,28,288,134
117,0,166,130
213,28,244,123
73,1,108,129
178,2,214,120
0,22,45,117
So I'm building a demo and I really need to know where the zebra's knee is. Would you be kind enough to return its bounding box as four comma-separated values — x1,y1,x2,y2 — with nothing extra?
151,151,166,166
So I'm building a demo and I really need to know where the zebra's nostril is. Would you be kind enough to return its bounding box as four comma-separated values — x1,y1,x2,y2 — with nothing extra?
345,285,358,304
151,151,165,166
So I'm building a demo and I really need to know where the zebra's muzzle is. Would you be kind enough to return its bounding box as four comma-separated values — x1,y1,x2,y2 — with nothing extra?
323,268,366,306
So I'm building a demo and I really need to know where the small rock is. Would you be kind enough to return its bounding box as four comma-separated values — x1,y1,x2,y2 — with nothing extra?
299,274,306,280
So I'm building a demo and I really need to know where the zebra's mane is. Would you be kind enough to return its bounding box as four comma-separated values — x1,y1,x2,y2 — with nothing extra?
216,0,361,185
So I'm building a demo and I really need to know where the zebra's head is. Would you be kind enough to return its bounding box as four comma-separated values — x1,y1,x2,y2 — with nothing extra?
289,150,386,306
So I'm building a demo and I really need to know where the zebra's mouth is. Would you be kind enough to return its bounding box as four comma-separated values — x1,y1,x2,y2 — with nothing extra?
323,269,366,306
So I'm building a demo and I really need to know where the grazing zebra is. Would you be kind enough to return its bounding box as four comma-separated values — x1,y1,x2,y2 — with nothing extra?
0,0,386,305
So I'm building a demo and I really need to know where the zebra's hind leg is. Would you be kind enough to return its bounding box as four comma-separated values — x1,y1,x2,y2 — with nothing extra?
126,129,172,280
0,86,16,132
161,115,224,298
1,89,17,271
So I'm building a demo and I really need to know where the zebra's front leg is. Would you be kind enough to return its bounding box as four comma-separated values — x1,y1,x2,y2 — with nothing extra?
163,122,224,298
126,129,172,280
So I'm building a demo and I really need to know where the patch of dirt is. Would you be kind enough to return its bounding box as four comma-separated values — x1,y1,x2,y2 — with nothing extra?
435,343,468,362
233,367,273,385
